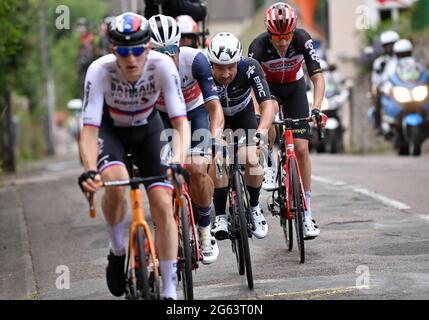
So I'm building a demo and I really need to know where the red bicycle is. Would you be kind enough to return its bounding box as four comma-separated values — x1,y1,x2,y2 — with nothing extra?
268,112,327,263
170,165,201,300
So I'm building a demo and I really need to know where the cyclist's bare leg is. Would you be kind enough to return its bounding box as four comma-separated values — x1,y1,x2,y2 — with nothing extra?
187,156,212,208
101,165,129,256
101,165,129,224
147,187,178,298
239,146,263,188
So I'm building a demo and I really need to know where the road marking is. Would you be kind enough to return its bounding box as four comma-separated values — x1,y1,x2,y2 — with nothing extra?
257,286,358,299
312,175,411,211
353,187,411,210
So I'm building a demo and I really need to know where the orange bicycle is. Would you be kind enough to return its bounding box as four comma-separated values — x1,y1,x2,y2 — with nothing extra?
88,156,194,300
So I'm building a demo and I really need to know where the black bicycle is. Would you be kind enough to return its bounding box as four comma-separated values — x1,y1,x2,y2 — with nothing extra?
215,133,256,290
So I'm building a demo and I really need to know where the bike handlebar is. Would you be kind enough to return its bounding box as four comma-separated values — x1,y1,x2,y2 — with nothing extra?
273,113,328,140
87,168,190,218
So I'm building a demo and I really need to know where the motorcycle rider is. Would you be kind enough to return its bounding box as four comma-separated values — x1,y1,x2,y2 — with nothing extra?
371,30,399,132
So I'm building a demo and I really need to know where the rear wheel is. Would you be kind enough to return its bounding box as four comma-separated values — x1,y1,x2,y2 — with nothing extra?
177,203,193,300
289,158,305,264
234,172,254,290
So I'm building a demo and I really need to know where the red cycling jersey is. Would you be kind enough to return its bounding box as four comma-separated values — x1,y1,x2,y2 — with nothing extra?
248,29,322,84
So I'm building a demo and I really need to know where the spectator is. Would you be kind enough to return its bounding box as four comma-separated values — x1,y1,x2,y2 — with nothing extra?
144,0,207,22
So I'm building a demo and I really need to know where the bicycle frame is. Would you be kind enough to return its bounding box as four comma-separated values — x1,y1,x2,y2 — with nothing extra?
172,179,201,266
279,124,308,220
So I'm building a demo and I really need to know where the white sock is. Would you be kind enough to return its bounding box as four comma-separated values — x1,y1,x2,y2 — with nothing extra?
159,260,177,299
305,192,312,218
107,222,125,256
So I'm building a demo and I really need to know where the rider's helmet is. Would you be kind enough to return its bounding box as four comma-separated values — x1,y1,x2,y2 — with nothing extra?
264,2,298,35
176,15,199,36
380,30,400,46
207,32,242,64
393,39,413,58
176,15,199,48
148,14,181,48
380,30,399,56
108,12,151,46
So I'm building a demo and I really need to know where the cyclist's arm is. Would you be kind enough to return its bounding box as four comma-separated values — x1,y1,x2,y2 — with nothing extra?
192,52,224,140
246,57,275,134
79,60,106,175
160,56,191,164
310,72,325,110
297,30,324,110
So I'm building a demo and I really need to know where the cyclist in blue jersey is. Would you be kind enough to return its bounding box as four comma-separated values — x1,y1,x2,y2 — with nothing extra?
149,14,224,264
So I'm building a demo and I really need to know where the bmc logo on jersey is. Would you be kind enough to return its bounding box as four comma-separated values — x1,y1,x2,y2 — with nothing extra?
304,40,320,63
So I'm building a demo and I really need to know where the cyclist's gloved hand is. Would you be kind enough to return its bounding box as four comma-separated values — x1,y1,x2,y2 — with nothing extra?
311,108,324,128
169,163,190,184
212,138,227,159
253,132,268,147
78,170,100,194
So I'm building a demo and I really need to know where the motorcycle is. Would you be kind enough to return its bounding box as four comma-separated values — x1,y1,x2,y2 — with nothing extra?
369,61,429,156
67,98,83,143
308,65,350,153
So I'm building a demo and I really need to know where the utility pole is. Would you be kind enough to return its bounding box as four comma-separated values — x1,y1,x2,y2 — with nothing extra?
0,91,15,172
39,0,56,156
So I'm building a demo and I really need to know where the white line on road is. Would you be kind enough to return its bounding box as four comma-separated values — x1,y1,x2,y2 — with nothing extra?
312,175,411,210
353,187,411,210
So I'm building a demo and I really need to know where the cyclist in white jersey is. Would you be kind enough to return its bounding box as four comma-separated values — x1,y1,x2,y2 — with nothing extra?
78,12,191,300
148,14,224,265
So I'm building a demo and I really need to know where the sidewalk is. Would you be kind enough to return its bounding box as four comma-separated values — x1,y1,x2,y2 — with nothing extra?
0,186,37,299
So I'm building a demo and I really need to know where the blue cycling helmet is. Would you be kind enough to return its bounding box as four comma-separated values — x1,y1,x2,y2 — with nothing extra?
108,12,152,46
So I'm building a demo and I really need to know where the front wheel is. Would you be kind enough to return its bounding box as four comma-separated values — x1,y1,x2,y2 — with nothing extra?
234,172,254,290
289,158,305,264
178,203,193,300
136,226,151,299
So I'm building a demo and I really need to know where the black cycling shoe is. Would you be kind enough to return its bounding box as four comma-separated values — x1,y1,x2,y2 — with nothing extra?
106,251,126,297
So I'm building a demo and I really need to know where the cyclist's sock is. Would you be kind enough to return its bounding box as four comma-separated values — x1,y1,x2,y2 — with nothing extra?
159,260,177,300
304,191,312,218
198,206,212,228
247,186,261,208
213,187,228,216
107,222,126,256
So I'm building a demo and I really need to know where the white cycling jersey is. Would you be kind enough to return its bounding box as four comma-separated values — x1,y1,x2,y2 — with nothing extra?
82,51,186,127
156,46,218,113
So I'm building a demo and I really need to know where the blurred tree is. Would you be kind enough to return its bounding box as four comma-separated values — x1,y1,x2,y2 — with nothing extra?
412,0,429,31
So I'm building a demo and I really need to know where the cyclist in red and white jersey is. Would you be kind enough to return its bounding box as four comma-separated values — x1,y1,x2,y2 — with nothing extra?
78,12,191,300
149,14,224,265
249,2,325,239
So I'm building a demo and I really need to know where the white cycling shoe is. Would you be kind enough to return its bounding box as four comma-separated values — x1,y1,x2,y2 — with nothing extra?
211,215,229,241
251,207,268,239
262,151,277,190
303,216,320,240
199,227,219,265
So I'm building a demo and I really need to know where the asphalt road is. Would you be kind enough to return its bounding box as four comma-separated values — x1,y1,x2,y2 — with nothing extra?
1,153,428,300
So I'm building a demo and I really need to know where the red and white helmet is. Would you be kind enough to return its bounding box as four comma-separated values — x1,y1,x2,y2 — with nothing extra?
176,15,199,35
264,2,298,35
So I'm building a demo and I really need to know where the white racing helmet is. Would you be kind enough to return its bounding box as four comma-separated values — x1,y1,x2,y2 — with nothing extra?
380,30,400,45
207,32,242,64
393,39,413,55
176,15,198,35
148,14,181,48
